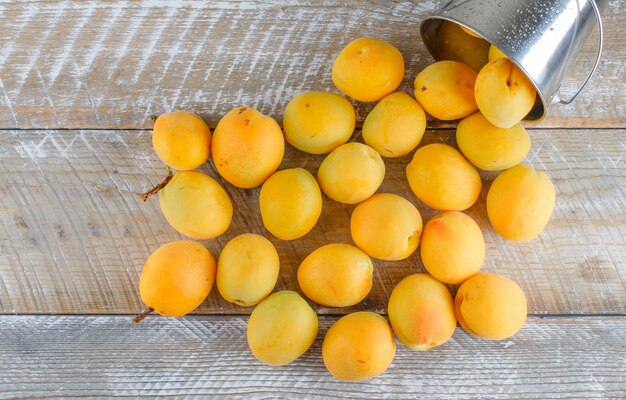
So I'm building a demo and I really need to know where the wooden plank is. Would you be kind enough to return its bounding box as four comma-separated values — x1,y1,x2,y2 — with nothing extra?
1,315,624,398
0,128,624,315
0,0,623,130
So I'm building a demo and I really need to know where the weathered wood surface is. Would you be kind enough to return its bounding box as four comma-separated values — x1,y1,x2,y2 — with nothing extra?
1,128,624,315
1,315,624,399
0,0,623,130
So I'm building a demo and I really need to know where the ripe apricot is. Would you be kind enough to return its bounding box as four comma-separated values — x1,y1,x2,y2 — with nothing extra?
139,240,215,317
283,92,355,154
420,211,484,284
212,106,284,188
362,92,426,158
247,291,318,366
456,112,530,171
406,143,481,211
317,142,385,204
455,273,527,340
322,312,396,381
297,244,373,307
460,25,482,38
159,170,233,239
487,164,555,241
332,38,404,102
488,45,508,61
436,21,490,72
350,193,422,261
152,111,211,170
217,233,280,307
414,61,478,120
475,58,537,128
388,274,456,350
260,168,322,240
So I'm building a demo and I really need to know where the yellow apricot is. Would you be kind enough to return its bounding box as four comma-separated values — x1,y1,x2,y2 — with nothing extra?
406,143,481,211
475,58,537,128
436,21,490,72
152,111,211,170
259,168,322,240
159,170,233,239
322,312,396,381
414,61,478,120
362,92,426,158
317,142,385,204
212,106,284,188
487,164,555,242
388,274,456,350
139,240,215,317
455,273,527,340
283,92,356,154
460,25,482,38
488,44,508,61
420,211,484,284
217,233,280,307
350,193,422,261
247,291,318,366
297,244,373,307
332,38,404,102
456,112,531,171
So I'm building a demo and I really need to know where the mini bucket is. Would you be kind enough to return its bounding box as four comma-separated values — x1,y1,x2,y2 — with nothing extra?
420,0,606,121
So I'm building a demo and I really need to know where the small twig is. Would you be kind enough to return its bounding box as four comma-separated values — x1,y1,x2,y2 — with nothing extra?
132,307,155,324
140,167,173,201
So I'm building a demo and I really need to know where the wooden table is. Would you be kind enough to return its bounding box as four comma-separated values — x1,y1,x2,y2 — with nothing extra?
1,1,624,398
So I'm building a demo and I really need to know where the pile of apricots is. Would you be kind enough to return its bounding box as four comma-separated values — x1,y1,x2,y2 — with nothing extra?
134,27,555,381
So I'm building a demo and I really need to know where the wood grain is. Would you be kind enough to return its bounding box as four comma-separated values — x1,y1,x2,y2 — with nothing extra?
0,0,623,129
0,128,624,315
1,315,624,399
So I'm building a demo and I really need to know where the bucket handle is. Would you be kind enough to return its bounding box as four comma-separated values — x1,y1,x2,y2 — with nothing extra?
558,0,604,105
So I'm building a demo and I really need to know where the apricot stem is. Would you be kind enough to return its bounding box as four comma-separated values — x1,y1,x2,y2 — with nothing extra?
140,167,173,202
150,114,159,122
132,307,154,324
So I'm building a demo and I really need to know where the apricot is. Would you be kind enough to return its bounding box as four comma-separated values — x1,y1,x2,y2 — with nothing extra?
159,170,233,239
406,143,481,211
322,312,396,381
460,25,482,38
350,193,422,261
332,38,404,102
283,92,356,154
456,112,530,171
212,106,284,188
414,61,478,120
152,111,211,170
475,58,537,128
487,164,555,242
317,142,385,204
362,92,426,158
260,168,322,240
217,233,280,307
247,291,318,366
388,274,456,350
435,21,490,72
488,44,508,61
420,211,484,284
297,244,373,307
455,273,527,340
139,240,215,317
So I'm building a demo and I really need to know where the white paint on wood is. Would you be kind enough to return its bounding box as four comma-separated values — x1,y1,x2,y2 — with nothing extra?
0,128,624,315
0,0,623,128
0,315,624,398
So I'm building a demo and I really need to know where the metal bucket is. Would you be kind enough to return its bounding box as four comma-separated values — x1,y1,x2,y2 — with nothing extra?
420,0,606,121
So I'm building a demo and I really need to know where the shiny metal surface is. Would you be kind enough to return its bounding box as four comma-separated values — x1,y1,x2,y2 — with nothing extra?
420,0,607,121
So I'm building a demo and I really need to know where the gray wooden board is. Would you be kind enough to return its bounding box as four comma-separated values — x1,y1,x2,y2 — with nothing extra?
0,0,623,129
1,315,625,399
0,128,624,315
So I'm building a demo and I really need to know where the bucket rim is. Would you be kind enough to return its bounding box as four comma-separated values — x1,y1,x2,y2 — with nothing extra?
419,15,548,122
